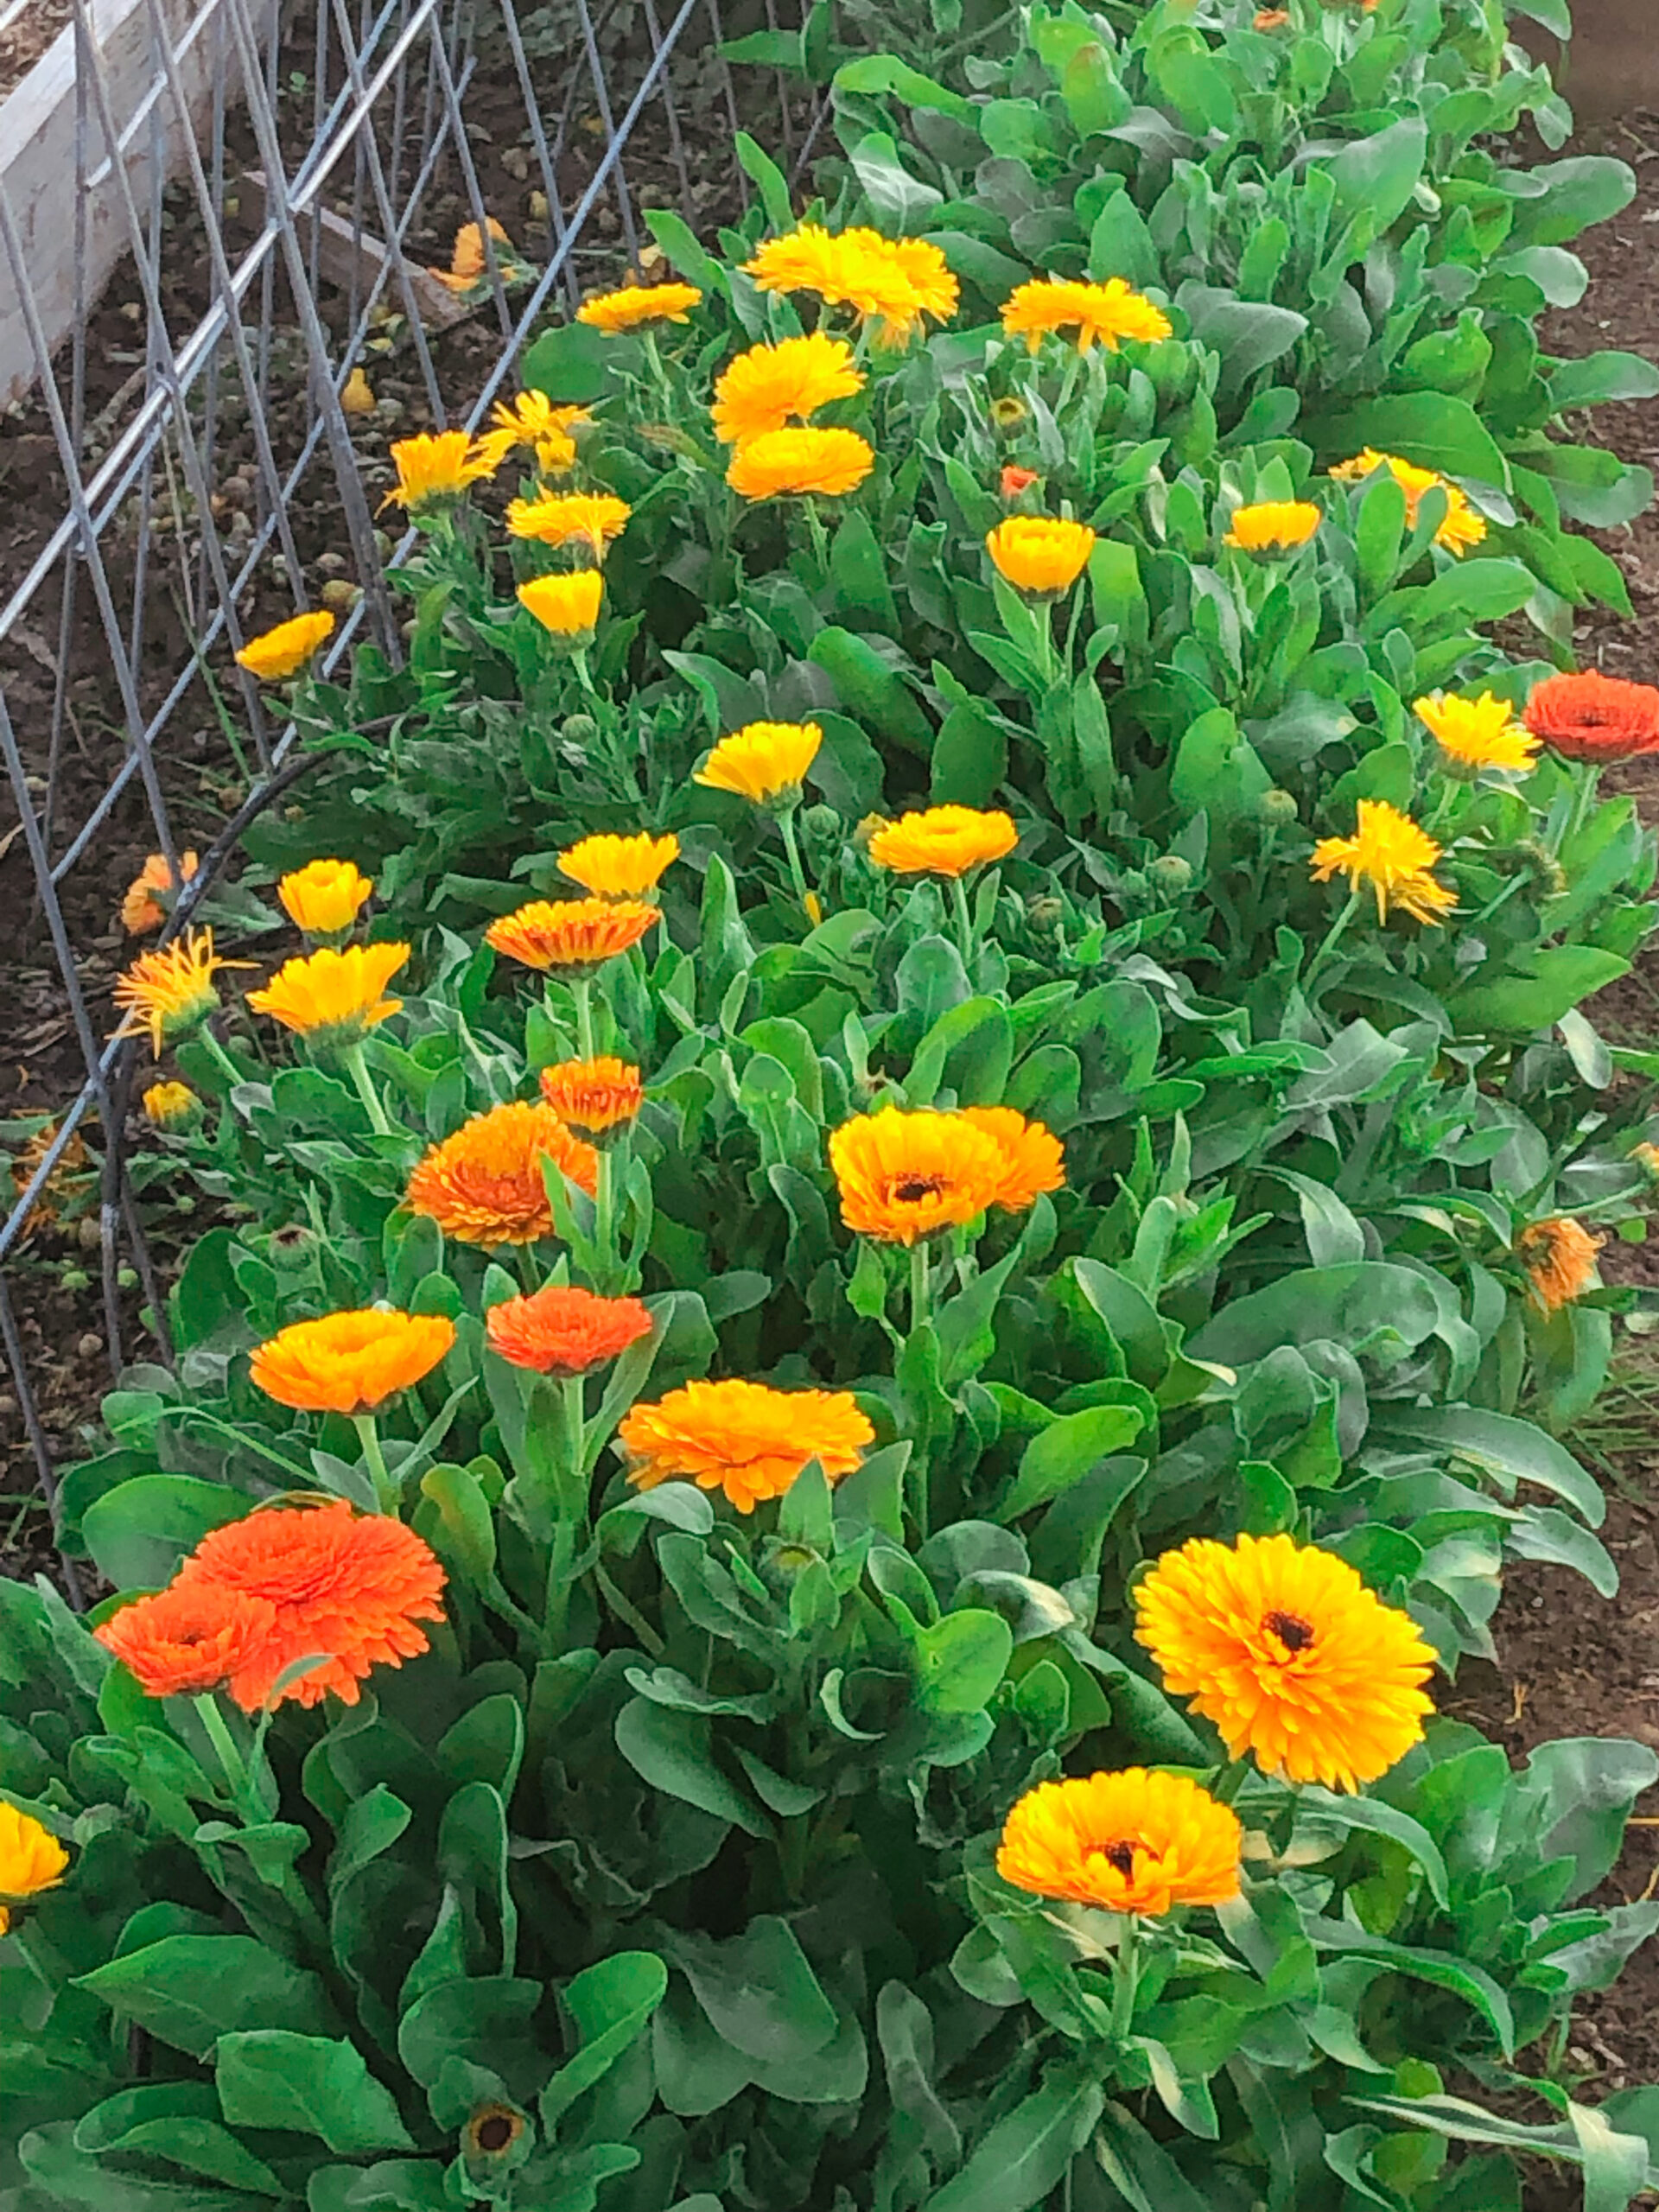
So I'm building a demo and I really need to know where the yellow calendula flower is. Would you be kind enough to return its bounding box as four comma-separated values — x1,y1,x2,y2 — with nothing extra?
868,806,1018,878
727,427,875,500
828,1103,1060,1245
113,930,245,1056
577,282,702,333
1414,691,1540,777
711,333,865,447
1224,500,1321,554
518,572,605,639
142,1080,202,1130
474,389,588,477
558,830,678,899
619,1377,874,1514
1329,448,1487,556
246,942,410,1044
694,721,823,807
505,491,632,556
997,1769,1241,1916
1631,1141,1659,1185
985,516,1096,598
743,226,958,347
383,430,498,515
1001,275,1173,354
1518,1217,1604,1311
1135,1532,1438,1791
1310,798,1457,925
236,610,335,682
0,1802,70,1933
279,859,373,936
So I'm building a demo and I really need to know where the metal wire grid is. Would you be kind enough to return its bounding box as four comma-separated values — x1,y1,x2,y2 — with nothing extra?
0,0,815,1532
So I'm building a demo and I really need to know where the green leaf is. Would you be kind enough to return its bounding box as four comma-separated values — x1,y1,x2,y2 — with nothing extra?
1311,393,1510,485
1295,1785,1450,1909
613,1697,768,1835
664,1916,838,2063
76,1936,340,2059
849,130,943,231
1376,1407,1605,1525
1189,1262,1441,1368
833,53,976,120
1001,1406,1146,1520
927,2068,1105,2212
1450,945,1630,1034
81,1476,249,1592
911,1608,1014,1714
75,2083,287,2196
215,2031,416,2152
541,1952,670,2129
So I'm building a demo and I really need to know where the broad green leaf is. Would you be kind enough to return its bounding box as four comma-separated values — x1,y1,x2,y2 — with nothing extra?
215,2031,416,2152
76,1936,340,2058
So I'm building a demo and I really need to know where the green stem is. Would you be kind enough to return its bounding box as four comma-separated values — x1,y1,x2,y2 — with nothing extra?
778,805,813,921
570,976,597,1061
342,1041,394,1137
594,1560,665,1656
194,1692,256,1821
353,1412,399,1516
594,1148,616,1284
563,1373,587,1491
950,874,976,969
804,498,831,586
1112,1911,1141,2044
571,647,604,710
1302,888,1362,1001
910,1241,931,1338
198,1026,246,1093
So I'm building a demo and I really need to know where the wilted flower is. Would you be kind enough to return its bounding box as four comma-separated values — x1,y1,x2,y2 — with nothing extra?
247,942,409,1044
1310,799,1456,925
278,858,373,935
486,898,658,976
1001,275,1172,353
997,1770,1241,1915
695,721,822,806
558,831,678,899
727,428,874,500
236,610,335,681
486,1283,652,1376
9,1124,90,1236
122,849,199,933
1519,1217,1604,1311
1522,670,1659,762
405,1099,598,1246
712,333,864,446
250,1308,456,1414
474,389,588,476
985,516,1096,596
619,1377,874,1513
114,930,245,1055
868,805,1018,878
1000,464,1039,498
577,281,702,332
142,1080,201,1130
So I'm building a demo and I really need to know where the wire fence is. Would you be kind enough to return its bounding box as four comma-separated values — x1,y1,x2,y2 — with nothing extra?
0,0,816,1527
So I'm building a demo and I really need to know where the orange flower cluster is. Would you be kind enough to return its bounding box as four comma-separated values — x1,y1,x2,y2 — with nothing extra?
96,1501,447,1711
1519,1217,1603,1311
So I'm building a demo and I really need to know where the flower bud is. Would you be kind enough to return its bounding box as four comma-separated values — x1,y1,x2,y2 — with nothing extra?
1257,788,1300,826
1026,893,1065,932
1148,855,1194,895
562,713,599,752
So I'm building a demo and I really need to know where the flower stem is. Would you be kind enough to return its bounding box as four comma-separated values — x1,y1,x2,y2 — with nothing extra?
779,805,813,922
563,1372,586,1490
1302,888,1362,1002
594,1148,615,1284
804,498,831,585
1112,1911,1141,2044
198,1026,245,1094
571,976,597,1060
342,1041,394,1137
910,1241,931,1338
950,874,976,968
194,1692,254,1820
353,1412,399,1515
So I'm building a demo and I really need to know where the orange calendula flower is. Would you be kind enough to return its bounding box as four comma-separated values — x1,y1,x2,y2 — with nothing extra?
236,610,336,682
486,1283,653,1376
577,281,702,333
1414,691,1539,777
9,1124,89,1236
727,427,875,500
518,572,605,639
486,898,658,977
122,849,200,933
142,1080,201,1130
505,491,632,556
997,1770,1241,1915
539,1056,644,1135
473,389,588,476
246,941,410,1044
1310,799,1457,926
175,1501,447,1711
1254,7,1291,25
251,1307,455,1414
619,1376,874,1514
1224,500,1321,554
278,858,373,936
986,516,1096,597
695,721,822,807
743,226,958,347
95,1580,279,1700
0,1802,70,1930
558,831,678,899
429,215,512,292
1135,1532,1438,1791
1329,448,1486,556
1522,670,1659,763
113,929,246,1056
830,1105,1011,1244
405,1098,598,1247
868,806,1019,878
1519,1217,1604,1311
711,333,866,446
1001,464,1039,498
1001,275,1173,354
383,430,498,514
1632,1141,1659,1184
959,1106,1065,1211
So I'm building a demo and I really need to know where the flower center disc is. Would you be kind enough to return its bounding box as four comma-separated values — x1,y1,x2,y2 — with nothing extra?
1264,1609,1315,1654
893,1175,946,1203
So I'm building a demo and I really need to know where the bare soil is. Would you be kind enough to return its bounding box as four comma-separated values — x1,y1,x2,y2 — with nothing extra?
0,0,72,101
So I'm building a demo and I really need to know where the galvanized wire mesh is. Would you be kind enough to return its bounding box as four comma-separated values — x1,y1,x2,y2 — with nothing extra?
0,0,814,1526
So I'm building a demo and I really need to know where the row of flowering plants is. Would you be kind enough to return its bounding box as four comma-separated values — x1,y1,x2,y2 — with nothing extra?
9,0,1659,2208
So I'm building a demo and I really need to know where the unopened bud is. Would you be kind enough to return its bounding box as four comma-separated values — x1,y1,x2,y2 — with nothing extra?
1148,855,1194,894
1257,788,1299,826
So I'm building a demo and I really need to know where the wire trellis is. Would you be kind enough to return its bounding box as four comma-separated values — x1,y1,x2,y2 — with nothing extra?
0,0,816,1541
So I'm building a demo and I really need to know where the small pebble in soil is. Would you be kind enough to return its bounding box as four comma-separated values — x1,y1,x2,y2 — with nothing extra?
76,1217,100,1251
77,1333,102,1360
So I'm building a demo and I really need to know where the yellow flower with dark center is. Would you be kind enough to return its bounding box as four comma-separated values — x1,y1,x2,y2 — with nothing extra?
121,849,199,933
142,1080,201,1130
518,572,605,639
1001,275,1173,353
405,1099,598,1246
473,389,588,476
1310,799,1457,925
742,226,958,347
997,1770,1241,1915
727,428,875,500
113,930,245,1056
236,610,335,681
558,831,678,899
868,806,1019,878
278,859,373,935
711,333,866,446
0,1802,69,1932
382,430,499,513
247,942,409,1043
506,491,632,556
1519,1217,1604,1311
1134,1531,1438,1790
486,898,658,977
251,1308,456,1414
618,1376,874,1514
1329,448,1486,556
538,1056,644,1135
829,1103,1058,1244
694,721,822,806
985,516,1096,597
1224,500,1322,553
577,282,702,332
1414,691,1540,777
